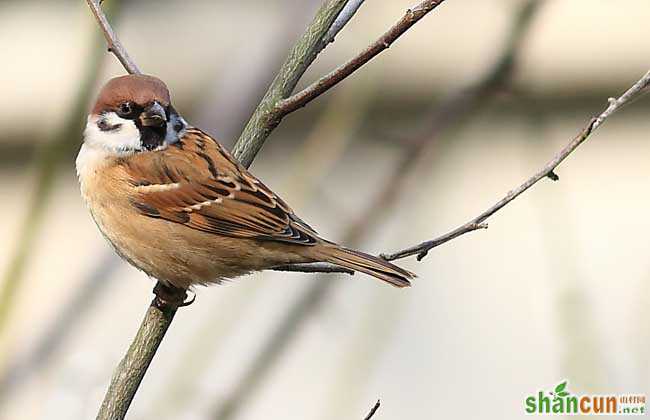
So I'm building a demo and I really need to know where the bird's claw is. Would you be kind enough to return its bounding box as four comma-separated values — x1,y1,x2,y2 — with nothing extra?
152,283,193,309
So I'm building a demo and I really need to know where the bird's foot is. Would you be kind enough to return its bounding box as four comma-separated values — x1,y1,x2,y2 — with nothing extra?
152,282,194,309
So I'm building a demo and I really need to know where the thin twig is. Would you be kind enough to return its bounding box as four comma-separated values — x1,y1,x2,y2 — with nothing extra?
85,0,140,74
593,71,650,129
232,0,448,167
277,0,448,115
382,69,650,261
364,400,381,420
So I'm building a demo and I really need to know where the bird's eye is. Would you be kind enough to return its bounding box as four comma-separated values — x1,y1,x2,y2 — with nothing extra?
117,102,133,117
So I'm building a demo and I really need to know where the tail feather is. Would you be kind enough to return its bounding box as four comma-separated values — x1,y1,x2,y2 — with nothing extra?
316,245,415,288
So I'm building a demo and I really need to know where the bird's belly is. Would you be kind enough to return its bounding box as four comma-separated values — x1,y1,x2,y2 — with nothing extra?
87,200,261,288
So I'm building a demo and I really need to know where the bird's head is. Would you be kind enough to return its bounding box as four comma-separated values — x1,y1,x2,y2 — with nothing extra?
84,74,187,154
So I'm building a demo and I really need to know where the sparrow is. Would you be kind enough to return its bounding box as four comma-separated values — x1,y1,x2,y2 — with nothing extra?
76,74,415,290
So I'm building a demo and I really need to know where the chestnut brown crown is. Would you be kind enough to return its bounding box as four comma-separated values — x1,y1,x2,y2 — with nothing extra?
92,74,171,115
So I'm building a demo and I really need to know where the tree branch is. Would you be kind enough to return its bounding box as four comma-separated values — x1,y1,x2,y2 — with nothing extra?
277,0,448,115
232,0,349,167
232,0,448,167
85,0,140,74
97,285,185,420
593,70,650,129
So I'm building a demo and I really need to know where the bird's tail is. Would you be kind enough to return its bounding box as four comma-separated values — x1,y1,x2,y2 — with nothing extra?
315,244,415,288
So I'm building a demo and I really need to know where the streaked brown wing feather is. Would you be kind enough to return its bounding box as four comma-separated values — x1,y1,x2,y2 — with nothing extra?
124,128,318,245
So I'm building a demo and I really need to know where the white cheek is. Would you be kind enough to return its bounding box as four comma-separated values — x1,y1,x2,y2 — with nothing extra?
83,113,141,152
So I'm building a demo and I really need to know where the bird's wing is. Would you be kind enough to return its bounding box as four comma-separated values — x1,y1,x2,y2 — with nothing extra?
123,128,319,245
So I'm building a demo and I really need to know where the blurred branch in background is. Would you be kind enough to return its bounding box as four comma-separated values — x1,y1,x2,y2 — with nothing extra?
381,69,650,262
195,0,327,143
0,0,123,354
231,0,349,166
210,2,543,419
0,254,120,404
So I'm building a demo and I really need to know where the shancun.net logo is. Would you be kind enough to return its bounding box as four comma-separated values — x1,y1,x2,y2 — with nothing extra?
525,380,646,415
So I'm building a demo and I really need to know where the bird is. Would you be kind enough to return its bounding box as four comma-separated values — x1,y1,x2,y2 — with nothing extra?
76,74,415,291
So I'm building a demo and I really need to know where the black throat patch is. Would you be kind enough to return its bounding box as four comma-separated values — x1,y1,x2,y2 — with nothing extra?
137,125,167,151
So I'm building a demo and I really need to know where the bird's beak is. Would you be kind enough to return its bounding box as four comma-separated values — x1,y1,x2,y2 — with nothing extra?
139,102,166,128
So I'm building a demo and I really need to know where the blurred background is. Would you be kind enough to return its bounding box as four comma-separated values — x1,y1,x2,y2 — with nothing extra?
0,0,649,419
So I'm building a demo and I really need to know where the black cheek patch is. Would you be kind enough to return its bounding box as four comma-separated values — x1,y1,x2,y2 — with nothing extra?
97,118,121,132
